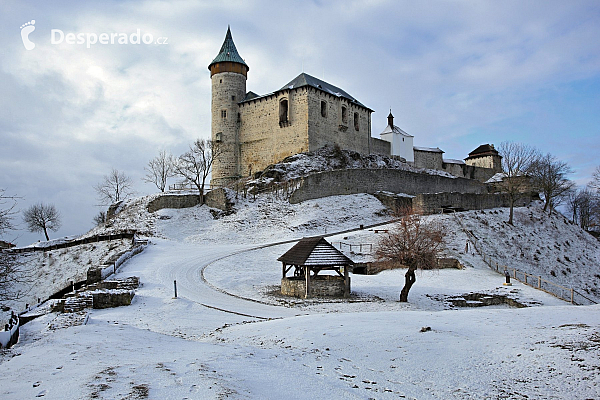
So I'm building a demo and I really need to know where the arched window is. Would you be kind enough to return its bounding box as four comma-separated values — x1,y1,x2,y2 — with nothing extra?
354,112,359,131
279,99,289,125
342,106,348,124
321,101,327,118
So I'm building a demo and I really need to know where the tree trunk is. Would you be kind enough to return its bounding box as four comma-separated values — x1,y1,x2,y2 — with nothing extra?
43,226,50,241
399,267,416,302
508,196,515,225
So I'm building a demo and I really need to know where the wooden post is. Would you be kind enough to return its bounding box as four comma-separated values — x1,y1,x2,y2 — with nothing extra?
344,266,350,298
538,276,541,289
305,266,310,299
570,288,574,304
282,263,285,279
174,280,178,298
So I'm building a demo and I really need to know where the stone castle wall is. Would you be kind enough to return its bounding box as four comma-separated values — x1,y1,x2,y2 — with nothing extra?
238,88,310,177
289,168,486,204
304,87,372,154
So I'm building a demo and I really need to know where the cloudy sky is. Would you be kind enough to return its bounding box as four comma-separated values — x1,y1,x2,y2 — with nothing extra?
1,0,600,245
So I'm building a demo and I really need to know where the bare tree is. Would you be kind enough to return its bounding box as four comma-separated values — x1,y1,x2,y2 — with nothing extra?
497,142,540,224
375,209,445,302
23,203,61,241
590,166,600,192
0,189,18,236
566,187,599,231
143,150,176,192
529,153,575,213
94,169,134,205
174,139,222,203
0,252,30,305
93,211,106,226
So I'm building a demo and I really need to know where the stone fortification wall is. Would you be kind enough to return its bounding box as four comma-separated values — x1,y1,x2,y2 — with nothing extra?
371,137,392,156
441,163,497,182
412,192,533,214
238,88,310,177
289,168,486,204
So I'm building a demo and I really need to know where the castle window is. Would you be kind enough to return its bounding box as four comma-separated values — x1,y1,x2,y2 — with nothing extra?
221,110,227,119
220,79,222,84
279,99,289,125
215,132,222,142
342,106,348,124
232,95,236,101
354,112,359,131
321,101,327,118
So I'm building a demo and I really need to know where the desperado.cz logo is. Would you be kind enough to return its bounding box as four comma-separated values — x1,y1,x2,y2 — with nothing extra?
20,20,168,50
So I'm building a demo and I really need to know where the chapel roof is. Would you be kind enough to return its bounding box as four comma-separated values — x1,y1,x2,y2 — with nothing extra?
277,236,353,267
208,26,249,70
380,124,413,137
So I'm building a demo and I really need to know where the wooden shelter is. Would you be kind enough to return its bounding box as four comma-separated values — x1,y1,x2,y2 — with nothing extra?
278,236,353,298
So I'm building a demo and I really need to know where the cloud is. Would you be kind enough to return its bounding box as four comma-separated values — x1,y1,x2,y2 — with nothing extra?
1,0,599,244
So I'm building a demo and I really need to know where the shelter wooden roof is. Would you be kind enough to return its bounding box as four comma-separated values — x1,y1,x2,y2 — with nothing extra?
278,236,353,267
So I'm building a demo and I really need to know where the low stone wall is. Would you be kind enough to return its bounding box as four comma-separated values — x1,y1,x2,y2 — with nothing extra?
146,188,233,213
413,192,534,214
147,194,200,213
281,275,350,298
289,168,486,204
373,192,414,214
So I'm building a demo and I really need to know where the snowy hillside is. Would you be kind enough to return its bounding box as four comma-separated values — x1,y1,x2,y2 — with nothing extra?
438,202,600,303
1,192,599,399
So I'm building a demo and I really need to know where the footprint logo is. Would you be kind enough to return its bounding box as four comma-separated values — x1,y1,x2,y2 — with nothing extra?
20,20,36,50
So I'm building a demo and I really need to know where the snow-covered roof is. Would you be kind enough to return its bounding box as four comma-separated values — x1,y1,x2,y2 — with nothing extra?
278,236,353,267
485,172,506,183
443,159,465,165
414,146,444,153
380,124,413,137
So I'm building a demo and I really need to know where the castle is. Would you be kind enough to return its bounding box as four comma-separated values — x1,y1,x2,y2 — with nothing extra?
209,27,501,186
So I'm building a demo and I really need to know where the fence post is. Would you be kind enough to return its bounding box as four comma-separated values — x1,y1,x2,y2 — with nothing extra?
538,276,541,289
570,288,574,304
174,280,178,298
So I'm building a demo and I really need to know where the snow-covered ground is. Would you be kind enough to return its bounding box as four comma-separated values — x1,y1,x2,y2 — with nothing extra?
1,193,599,399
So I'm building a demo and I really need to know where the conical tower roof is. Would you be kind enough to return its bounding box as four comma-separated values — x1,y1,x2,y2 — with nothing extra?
208,26,248,70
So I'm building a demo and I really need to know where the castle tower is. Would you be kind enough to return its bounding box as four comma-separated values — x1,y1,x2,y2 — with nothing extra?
209,26,248,187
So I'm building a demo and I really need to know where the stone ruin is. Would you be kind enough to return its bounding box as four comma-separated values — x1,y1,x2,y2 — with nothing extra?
51,276,139,313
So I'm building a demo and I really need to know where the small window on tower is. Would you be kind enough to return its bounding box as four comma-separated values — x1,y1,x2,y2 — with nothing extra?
354,112,359,131
342,106,348,124
321,101,327,118
215,132,223,142
279,99,289,125
219,79,222,84
221,110,227,119
232,95,236,101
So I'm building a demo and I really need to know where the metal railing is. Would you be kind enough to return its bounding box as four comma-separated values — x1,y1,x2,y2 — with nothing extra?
333,242,373,254
453,213,597,306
